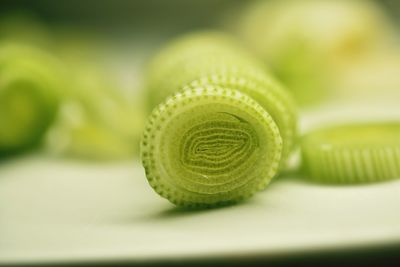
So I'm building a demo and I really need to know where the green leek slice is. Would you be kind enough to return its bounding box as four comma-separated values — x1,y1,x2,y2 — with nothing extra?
301,123,400,183
141,86,282,207
0,43,61,155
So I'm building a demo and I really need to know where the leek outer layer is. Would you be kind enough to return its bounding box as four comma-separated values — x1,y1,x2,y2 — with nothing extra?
301,123,400,183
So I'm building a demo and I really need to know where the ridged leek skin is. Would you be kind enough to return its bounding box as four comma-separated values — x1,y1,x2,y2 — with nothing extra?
141,86,282,207
0,43,62,155
142,32,297,207
301,123,400,184
145,32,297,169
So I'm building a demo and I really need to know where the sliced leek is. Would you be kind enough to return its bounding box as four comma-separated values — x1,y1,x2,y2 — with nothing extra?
236,0,395,106
301,123,400,183
142,32,297,206
141,86,282,207
0,43,62,155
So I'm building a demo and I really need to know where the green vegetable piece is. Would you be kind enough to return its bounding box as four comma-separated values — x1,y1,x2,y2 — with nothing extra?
141,86,282,207
301,123,400,184
236,0,394,106
0,43,62,155
45,35,144,160
142,32,297,206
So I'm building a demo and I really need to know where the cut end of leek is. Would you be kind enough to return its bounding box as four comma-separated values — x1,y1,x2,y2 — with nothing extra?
141,86,282,207
301,123,400,184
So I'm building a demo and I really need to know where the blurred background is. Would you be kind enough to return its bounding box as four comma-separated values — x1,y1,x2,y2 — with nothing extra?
0,0,400,160
1,0,400,266
1,0,400,161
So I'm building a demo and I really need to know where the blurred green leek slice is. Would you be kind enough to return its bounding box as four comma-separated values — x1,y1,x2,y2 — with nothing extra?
43,30,144,160
142,86,282,207
0,43,62,155
145,31,297,169
46,61,144,160
236,0,395,106
335,48,400,102
46,102,143,160
301,123,400,184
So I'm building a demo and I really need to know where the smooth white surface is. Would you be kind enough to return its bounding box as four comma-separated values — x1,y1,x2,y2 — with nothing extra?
1,154,400,264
